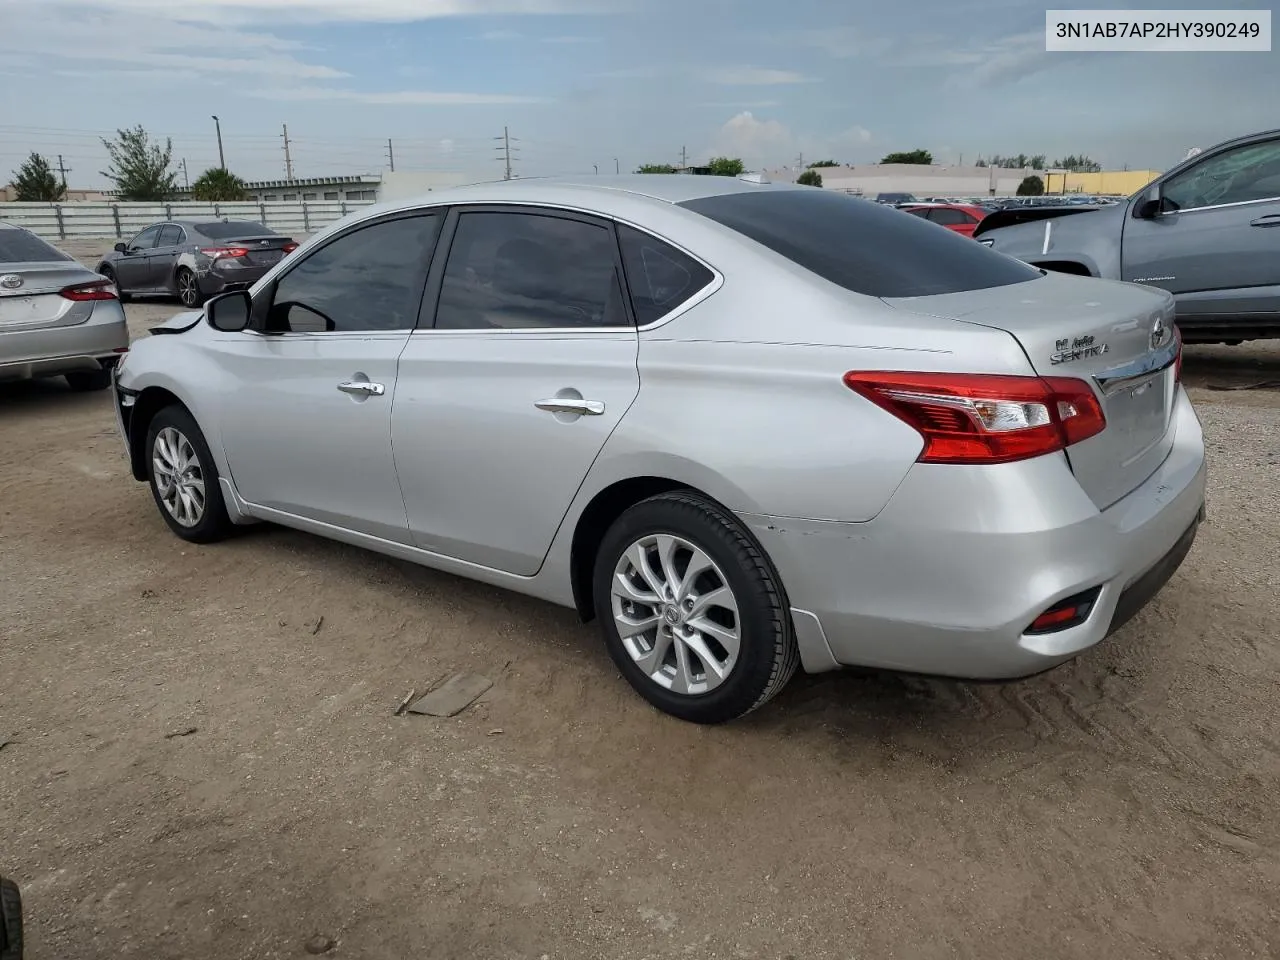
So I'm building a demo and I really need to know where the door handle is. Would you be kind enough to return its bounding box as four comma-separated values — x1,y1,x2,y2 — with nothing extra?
534,398,605,416
1250,214,1280,227
337,380,385,397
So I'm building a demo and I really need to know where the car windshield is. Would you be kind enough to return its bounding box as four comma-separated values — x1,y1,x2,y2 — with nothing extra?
680,189,1042,298
0,229,72,263
196,221,273,239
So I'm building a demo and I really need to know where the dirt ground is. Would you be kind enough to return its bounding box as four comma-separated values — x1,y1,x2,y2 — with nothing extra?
2,244,1279,959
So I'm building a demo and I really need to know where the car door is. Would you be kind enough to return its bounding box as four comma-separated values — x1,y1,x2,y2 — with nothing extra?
213,210,443,543
115,225,160,290
1122,135,1280,321
149,224,186,291
391,206,641,576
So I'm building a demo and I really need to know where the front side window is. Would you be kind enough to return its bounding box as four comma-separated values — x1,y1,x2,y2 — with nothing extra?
434,211,629,330
266,215,440,333
617,224,714,326
681,189,1041,298
130,226,161,250
1162,139,1280,210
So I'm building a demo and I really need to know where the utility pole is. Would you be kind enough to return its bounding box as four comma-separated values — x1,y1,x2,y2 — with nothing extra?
281,123,294,181
613,157,619,174
680,145,687,170
180,157,189,189
386,138,395,172
796,151,803,170
211,115,225,170
55,154,71,195
494,126,518,180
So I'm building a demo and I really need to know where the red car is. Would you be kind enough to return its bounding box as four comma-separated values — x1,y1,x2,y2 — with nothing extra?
899,202,991,238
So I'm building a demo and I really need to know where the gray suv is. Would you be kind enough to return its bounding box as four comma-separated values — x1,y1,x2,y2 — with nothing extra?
975,128,1280,344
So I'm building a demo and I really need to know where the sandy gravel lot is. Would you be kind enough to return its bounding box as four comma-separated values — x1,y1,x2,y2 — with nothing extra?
2,243,1278,959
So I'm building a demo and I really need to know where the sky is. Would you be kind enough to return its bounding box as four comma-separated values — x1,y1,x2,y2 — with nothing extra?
1,0,1277,188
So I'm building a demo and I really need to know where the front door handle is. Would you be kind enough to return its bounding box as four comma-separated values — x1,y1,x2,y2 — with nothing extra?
534,398,605,416
1250,214,1280,227
337,380,385,397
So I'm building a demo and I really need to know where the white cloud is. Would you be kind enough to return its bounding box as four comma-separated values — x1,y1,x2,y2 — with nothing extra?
705,112,876,169
543,35,600,43
704,67,813,86
252,86,548,105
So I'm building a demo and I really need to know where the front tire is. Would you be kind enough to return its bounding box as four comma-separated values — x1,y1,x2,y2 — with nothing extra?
1,877,22,960
145,405,232,543
176,268,204,308
592,491,798,724
64,367,112,392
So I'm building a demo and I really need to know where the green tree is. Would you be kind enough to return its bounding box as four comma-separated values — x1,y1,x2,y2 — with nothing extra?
9,152,64,201
880,149,932,165
796,169,823,187
707,156,745,177
1016,175,1045,196
807,159,839,168
1054,154,1101,172
100,125,177,201
191,167,249,201
989,153,1049,170
636,163,677,173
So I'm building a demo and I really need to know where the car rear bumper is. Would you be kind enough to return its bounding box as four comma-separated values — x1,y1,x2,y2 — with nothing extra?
0,302,129,381
741,387,1207,679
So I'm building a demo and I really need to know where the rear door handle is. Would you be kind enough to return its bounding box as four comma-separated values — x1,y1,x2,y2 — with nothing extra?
534,398,605,416
337,380,385,397
1250,214,1280,227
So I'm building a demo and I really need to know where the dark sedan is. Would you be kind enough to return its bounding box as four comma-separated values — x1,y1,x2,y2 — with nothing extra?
96,220,297,308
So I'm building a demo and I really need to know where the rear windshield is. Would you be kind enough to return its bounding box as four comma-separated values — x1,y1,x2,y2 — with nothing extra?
196,221,274,239
0,229,72,263
679,190,1041,298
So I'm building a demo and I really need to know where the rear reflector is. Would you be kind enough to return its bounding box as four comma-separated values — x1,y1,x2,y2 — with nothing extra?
1025,587,1102,635
843,371,1107,465
60,280,118,301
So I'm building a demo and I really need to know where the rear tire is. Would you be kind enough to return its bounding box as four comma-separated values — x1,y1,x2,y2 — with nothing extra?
176,268,204,308
65,367,112,392
592,491,798,724
145,405,233,543
0,877,23,960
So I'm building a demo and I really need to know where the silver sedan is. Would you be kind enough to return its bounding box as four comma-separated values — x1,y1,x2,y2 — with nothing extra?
110,175,1207,724
0,222,128,391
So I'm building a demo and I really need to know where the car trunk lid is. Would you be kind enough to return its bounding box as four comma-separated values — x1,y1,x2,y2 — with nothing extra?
882,272,1180,510
0,262,104,330
206,235,294,267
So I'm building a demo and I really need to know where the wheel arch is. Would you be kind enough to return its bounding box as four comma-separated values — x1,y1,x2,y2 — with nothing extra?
1029,258,1096,277
127,386,191,481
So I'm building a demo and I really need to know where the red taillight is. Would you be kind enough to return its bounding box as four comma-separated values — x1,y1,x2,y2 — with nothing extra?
1173,325,1183,382
282,242,299,254
843,371,1107,465
1026,587,1102,634
60,280,118,301
200,246,250,260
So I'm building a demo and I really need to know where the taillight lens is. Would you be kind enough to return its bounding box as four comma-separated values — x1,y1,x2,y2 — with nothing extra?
60,280,118,301
843,371,1107,465
282,242,299,254
1173,325,1183,382
200,246,250,260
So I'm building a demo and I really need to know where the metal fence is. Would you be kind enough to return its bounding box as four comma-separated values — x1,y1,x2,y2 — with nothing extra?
1,199,379,242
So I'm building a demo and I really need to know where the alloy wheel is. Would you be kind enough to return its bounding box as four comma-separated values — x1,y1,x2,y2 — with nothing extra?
152,426,206,527
610,533,741,696
178,271,198,307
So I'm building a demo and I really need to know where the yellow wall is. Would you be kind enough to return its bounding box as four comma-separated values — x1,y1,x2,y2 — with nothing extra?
1042,170,1161,196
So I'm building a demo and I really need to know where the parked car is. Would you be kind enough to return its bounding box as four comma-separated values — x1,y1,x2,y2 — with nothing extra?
875,192,917,205
0,223,129,391
976,128,1280,343
96,220,298,309
111,176,1206,724
1,874,21,960
898,202,991,237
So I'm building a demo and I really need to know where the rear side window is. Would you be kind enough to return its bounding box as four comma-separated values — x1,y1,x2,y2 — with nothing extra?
617,224,714,326
0,229,71,263
197,221,272,239
680,190,1041,298
928,208,972,226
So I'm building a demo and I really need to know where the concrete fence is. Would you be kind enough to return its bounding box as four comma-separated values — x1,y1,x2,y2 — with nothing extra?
2,199,378,242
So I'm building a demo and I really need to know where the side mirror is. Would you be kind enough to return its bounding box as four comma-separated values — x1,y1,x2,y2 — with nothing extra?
1135,186,1177,220
114,242,127,253
205,290,252,332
